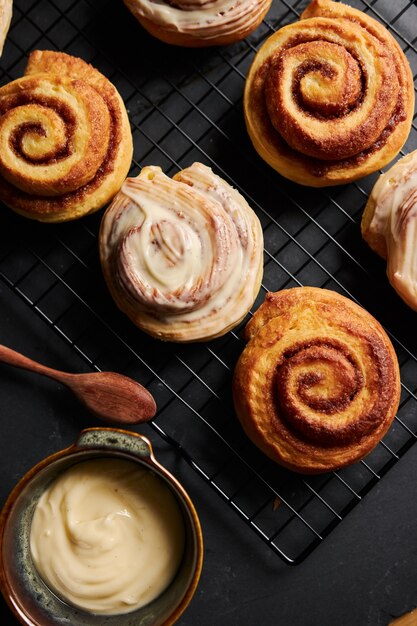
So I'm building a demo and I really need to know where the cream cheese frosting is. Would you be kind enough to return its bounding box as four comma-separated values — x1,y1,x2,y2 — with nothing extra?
362,150,417,311
30,458,185,615
0,0,12,56
99,162,264,342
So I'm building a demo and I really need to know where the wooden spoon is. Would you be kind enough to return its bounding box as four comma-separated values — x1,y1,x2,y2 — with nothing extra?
0,344,156,424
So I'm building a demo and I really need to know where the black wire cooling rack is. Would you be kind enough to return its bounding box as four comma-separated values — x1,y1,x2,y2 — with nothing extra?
0,0,416,565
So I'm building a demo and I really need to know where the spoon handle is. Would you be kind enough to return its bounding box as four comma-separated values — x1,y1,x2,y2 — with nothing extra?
0,344,157,424
0,344,69,383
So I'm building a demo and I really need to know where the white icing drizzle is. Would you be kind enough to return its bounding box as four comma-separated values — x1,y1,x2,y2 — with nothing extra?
367,150,417,310
0,0,12,56
123,0,269,41
100,162,263,340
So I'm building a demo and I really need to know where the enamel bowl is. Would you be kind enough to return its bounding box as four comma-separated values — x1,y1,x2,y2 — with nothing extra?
0,427,203,626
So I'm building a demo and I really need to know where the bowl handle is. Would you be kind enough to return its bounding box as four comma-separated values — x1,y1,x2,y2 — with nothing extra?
74,427,153,460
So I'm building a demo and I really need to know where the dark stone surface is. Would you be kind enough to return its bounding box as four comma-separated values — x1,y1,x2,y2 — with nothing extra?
0,283,417,626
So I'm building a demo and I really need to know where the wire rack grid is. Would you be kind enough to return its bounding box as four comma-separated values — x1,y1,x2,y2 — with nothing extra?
0,0,416,565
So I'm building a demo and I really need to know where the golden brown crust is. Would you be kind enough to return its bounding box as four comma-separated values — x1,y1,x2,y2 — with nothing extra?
99,163,264,342
361,188,387,260
0,51,133,223
243,0,414,187
232,287,401,474
123,0,272,47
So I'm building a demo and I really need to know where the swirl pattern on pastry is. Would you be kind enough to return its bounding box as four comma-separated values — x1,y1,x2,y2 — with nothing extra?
0,51,133,222
244,0,414,186
362,150,417,312
99,162,264,342
123,0,272,47
232,288,400,473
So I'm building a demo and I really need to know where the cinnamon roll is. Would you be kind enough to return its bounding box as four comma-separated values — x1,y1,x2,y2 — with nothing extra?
362,150,417,312
123,0,272,47
99,162,264,342
0,0,12,56
233,288,401,474
0,51,133,222
244,0,414,186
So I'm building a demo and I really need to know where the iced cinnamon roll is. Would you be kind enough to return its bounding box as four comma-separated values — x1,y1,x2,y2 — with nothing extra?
233,288,400,474
123,0,272,47
0,51,133,222
0,0,12,56
99,162,264,342
244,0,414,186
362,150,417,312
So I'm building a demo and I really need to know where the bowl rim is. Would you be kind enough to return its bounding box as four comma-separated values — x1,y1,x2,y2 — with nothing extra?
0,427,204,626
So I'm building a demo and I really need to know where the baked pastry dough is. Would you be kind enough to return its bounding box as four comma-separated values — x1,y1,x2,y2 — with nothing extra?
123,0,271,47
244,0,414,186
99,162,264,342
0,51,133,222
0,0,12,56
233,288,400,474
362,150,417,311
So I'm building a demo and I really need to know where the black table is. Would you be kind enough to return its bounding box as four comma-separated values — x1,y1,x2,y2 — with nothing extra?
1,283,417,626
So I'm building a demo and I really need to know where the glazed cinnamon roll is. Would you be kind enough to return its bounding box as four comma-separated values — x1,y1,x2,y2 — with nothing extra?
244,0,414,186
362,150,417,312
123,0,272,47
233,288,401,474
0,51,133,222
99,162,264,342
0,0,12,56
